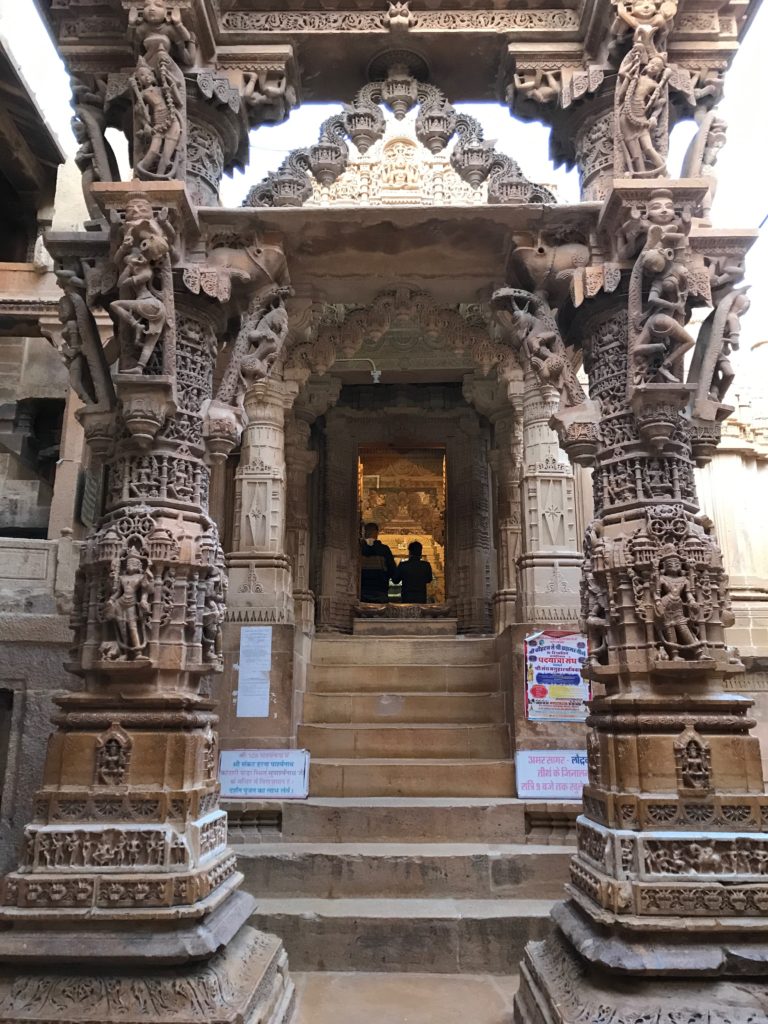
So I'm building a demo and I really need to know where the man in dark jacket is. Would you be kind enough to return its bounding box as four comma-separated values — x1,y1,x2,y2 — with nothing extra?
360,522,396,603
394,540,434,604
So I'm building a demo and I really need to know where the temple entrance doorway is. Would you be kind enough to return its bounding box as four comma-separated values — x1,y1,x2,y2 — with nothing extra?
358,444,446,604
314,384,494,635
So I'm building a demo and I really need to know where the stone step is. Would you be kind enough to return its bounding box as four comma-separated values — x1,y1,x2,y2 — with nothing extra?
302,691,505,725
300,723,511,760
293,971,520,1024
229,797,532,844
237,842,572,900
249,897,555,972
311,636,497,667
307,663,500,694
353,617,458,636
309,758,516,798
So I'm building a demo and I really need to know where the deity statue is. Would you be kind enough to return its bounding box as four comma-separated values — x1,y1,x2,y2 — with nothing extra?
111,251,168,373
617,53,671,176
242,71,296,125
103,544,154,659
110,195,175,373
129,1,196,66
70,76,118,222
54,263,116,410
653,546,705,660
680,738,711,788
612,0,677,59
632,244,694,384
131,57,184,179
512,70,561,106
617,188,686,259
689,274,750,411
201,569,226,666
491,289,586,409
581,566,610,666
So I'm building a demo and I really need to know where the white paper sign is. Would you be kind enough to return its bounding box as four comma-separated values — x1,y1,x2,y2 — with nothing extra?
516,749,588,800
236,626,272,718
219,749,310,799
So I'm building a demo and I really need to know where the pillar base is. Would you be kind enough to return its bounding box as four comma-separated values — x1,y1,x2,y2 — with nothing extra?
0,922,295,1024
515,926,768,1024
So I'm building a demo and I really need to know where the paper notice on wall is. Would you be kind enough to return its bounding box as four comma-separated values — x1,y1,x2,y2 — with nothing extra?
524,630,590,722
219,749,310,799
516,749,588,800
236,626,272,718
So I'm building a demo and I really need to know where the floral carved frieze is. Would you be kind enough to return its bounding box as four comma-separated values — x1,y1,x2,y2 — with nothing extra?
220,8,580,34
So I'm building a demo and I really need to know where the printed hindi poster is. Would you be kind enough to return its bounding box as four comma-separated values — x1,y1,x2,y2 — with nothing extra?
524,630,590,722
219,749,310,799
515,749,589,800
236,626,272,718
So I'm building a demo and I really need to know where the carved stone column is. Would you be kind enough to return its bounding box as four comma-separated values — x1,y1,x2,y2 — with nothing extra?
227,378,298,625
285,378,341,633
572,104,616,202
490,404,525,633
514,198,768,1020
0,183,294,1023
285,415,317,632
518,371,581,627
451,412,494,635
317,409,359,633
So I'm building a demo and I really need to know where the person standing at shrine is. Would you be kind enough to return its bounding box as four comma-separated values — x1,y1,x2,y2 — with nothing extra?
360,522,396,603
394,540,434,604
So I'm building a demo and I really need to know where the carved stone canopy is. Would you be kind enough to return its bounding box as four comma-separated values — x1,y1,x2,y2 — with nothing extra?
244,62,555,209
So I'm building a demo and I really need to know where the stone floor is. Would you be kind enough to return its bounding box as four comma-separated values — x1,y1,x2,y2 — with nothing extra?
293,971,520,1024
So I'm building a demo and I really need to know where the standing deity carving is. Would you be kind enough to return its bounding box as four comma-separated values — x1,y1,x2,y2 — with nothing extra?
71,76,119,222
688,257,750,418
128,1,195,181
102,542,154,660
612,0,677,177
653,545,705,660
53,261,116,414
131,57,184,179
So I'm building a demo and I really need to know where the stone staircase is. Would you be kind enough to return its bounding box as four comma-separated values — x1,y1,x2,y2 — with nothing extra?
299,635,516,797
232,797,572,973
226,632,577,978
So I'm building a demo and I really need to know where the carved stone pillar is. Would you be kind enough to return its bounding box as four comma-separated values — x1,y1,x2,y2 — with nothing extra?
518,371,581,627
0,182,294,1023
572,104,616,202
285,415,317,632
490,404,524,633
515,287,768,1019
227,378,298,625
285,378,340,633
185,73,245,208
317,409,358,633
449,412,494,635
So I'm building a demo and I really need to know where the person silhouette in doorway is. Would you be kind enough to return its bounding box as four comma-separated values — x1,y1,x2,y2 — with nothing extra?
360,522,396,603
394,541,433,604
